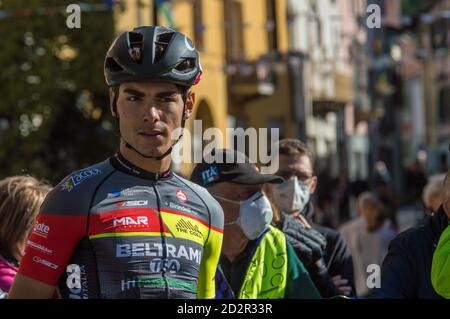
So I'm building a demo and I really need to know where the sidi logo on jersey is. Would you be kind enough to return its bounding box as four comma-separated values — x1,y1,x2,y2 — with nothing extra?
62,168,102,192
113,216,149,227
32,256,58,269
115,200,148,207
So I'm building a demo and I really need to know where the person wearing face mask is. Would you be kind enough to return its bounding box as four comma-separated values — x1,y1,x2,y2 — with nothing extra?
266,139,356,298
191,149,321,299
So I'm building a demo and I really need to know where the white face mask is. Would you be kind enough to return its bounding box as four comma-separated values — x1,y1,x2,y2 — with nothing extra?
214,191,273,240
272,176,311,214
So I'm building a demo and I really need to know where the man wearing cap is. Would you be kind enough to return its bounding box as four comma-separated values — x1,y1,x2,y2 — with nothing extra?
191,149,321,299
376,170,450,298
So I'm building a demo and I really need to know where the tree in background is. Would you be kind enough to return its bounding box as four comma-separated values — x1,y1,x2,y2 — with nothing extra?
0,0,117,184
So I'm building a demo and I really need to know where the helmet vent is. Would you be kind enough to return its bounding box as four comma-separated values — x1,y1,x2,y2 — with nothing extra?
105,57,123,73
174,58,196,73
154,32,174,63
127,32,144,63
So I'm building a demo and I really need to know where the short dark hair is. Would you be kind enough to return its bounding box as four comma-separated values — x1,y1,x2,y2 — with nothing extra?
277,139,315,166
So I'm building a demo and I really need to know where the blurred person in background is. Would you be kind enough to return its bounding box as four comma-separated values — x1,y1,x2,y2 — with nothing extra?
376,170,450,298
422,174,446,215
267,139,355,298
346,192,396,298
339,181,371,249
404,151,428,206
374,161,398,229
0,176,52,294
191,148,321,299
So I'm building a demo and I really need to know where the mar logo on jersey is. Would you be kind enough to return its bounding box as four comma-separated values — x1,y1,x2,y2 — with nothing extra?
113,216,149,228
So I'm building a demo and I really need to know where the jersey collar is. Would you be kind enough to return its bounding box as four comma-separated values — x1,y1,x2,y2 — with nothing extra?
110,152,173,180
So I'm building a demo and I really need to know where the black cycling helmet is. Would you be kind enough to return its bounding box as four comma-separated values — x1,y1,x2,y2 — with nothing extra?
104,25,202,87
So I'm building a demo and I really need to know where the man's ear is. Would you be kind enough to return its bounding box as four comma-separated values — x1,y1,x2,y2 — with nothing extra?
184,91,195,120
310,176,318,194
109,88,118,118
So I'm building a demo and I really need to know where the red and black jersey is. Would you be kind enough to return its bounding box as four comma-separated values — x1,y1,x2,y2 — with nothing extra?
18,154,224,299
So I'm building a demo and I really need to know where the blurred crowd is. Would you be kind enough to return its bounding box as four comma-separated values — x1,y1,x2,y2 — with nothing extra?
1,139,449,299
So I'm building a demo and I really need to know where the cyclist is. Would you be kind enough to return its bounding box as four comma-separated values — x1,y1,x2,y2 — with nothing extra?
9,26,224,299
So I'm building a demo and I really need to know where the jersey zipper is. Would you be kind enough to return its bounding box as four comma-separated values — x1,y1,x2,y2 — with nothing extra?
152,176,170,298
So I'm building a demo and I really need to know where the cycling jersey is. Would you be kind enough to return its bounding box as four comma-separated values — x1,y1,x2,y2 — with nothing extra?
18,153,224,299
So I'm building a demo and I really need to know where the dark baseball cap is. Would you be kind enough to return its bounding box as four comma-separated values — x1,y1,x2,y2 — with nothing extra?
190,148,284,187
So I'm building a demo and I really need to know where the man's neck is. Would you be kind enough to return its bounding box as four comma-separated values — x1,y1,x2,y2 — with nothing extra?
222,226,249,263
119,141,171,173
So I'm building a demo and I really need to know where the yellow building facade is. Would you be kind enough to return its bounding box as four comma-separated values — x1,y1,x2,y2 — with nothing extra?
113,0,290,175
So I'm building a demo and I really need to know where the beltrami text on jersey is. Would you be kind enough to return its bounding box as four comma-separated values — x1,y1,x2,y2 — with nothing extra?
116,243,202,264
177,303,211,317
170,120,280,174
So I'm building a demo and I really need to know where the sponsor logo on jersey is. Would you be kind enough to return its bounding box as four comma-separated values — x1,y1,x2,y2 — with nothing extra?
116,243,202,264
107,191,121,198
176,218,204,240
33,222,50,238
32,256,58,269
62,168,102,192
176,190,188,202
113,216,149,227
115,200,148,207
107,188,153,199
201,165,220,185
167,202,200,216
149,258,181,273
66,264,89,299
120,276,195,292
27,240,53,255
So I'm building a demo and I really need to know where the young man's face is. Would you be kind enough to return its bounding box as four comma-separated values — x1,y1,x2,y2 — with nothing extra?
111,81,194,158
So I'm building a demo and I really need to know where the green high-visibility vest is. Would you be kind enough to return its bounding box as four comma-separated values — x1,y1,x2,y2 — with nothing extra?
239,225,288,299
431,225,450,299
